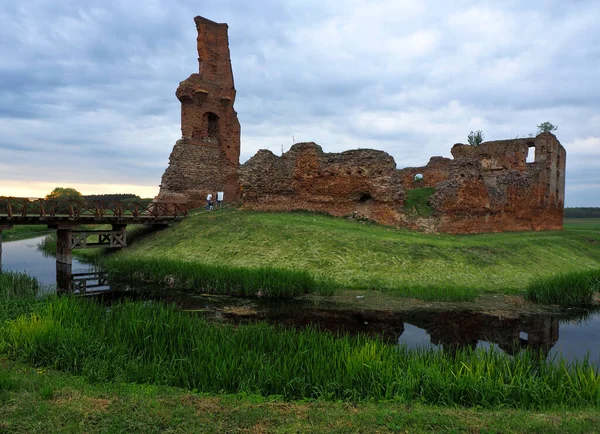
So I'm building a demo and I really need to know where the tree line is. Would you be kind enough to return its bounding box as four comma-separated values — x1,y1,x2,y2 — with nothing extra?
564,208,600,218
45,188,143,203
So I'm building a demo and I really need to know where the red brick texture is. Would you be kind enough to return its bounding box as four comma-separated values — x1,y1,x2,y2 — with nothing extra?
158,16,240,205
239,143,406,225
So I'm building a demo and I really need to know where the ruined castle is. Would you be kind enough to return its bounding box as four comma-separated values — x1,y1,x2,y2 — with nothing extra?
158,16,566,234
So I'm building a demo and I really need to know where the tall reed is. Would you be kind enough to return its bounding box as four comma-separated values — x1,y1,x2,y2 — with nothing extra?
36,234,56,257
0,272,39,300
0,272,40,328
526,269,600,306
3,297,598,409
103,257,334,298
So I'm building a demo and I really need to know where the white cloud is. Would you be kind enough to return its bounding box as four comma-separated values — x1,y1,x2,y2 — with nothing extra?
1,0,599,206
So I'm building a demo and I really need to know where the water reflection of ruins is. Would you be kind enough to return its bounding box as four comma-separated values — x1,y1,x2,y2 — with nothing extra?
251,308,561,359
61,273,566,359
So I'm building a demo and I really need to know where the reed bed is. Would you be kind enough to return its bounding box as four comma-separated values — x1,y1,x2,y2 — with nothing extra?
104,257,334,298
36,234,56,258
0,272,41,330
0,272,39,300
526,269,600,306
3,297,599,409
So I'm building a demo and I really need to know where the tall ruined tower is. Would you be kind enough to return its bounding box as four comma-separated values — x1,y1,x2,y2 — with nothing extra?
158,16,241,204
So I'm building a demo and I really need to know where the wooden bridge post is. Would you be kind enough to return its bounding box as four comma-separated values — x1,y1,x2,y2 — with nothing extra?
112,224,127,248
56,262,72,292
55,228,73,291
56,229,73,265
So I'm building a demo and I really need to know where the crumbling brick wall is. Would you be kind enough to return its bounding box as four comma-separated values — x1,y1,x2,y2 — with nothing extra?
428,133,566,233
155,15,566,234
158,16,240,205
239,143,406,225
239,134,565,234
397,157,452,190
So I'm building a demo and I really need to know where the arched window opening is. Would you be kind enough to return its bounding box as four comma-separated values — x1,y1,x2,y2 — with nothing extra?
414,173,424,183
205,112,219,139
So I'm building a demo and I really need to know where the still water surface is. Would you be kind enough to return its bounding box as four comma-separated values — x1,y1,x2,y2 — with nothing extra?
2,235,599,366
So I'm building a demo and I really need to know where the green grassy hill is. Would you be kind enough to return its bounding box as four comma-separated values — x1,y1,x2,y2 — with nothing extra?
109,210,600,298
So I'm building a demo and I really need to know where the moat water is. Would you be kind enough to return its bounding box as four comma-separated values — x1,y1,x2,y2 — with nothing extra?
2,235,599,367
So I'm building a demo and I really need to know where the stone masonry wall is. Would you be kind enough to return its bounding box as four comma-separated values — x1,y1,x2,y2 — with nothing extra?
427,133,566,233
239,143,406,225
238,134,565,234
397,156,452,190
158,16,241,205
155,15,566,234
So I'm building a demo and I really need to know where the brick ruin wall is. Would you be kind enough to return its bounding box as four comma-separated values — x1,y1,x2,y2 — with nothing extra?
429,133,566,233
157,16,566,234
239,143,406,226
158,16,241,205
397,157,452,190
239,133,566,234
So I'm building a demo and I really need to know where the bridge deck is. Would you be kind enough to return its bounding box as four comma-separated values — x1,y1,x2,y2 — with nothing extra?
0,197,187,226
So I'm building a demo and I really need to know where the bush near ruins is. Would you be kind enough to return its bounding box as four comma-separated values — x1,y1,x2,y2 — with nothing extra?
537,122,558,134
467,130,484,146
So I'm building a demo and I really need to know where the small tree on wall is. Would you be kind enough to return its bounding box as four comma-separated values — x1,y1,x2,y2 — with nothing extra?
468,130,485,146
537,122,558,134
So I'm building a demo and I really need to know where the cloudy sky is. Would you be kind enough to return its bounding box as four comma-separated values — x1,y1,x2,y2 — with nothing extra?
1,0,599,205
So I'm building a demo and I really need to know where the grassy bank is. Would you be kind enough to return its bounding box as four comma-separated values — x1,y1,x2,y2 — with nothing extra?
105,257,333,297
526,269,600,306
1,358,598,433
403,187,435,217
1,225,51,242
96,211,600,301
3,297,599,409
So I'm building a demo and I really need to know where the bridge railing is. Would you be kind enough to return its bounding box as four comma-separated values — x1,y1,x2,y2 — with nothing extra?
0,197,188,220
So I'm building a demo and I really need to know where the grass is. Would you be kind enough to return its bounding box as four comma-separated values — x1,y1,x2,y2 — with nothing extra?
0,272,39,301
105,257,334,297
36,233,56,257
1,358,599,433
93,210,600,301
526,269,600,306
565,217,600,230
1,225,51,241
403,187,436,217
3,297,599,409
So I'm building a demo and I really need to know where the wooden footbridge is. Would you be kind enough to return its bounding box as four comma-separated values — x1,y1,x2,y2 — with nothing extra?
0,197,187,289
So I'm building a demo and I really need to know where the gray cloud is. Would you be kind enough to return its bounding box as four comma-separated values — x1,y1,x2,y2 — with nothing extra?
0,0,599,206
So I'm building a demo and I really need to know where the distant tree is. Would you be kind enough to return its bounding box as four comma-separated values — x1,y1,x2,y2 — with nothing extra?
84,193,141,203
537,122,558,134
468,130,485,146
564,207,600,218
45,187,83,202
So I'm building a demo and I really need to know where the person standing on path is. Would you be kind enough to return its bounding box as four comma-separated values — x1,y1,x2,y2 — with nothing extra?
206,193,213,211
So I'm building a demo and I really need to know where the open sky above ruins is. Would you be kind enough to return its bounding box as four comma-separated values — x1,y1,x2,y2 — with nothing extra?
1,0,599,206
